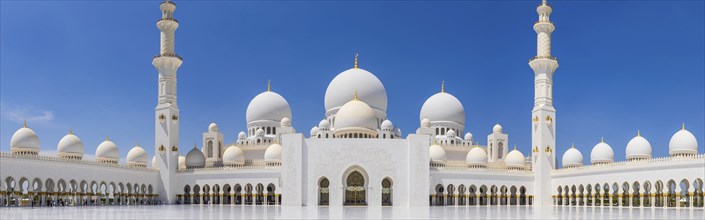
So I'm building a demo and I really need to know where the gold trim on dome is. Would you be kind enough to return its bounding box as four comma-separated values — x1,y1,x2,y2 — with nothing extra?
354,53,359,69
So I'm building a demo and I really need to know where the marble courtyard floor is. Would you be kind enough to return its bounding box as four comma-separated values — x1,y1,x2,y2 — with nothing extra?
1,205,703,219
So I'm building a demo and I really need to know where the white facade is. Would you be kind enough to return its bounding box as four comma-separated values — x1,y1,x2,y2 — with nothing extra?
1,0,703,210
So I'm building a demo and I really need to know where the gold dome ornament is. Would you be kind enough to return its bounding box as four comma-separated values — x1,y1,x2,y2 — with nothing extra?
354,53,359,69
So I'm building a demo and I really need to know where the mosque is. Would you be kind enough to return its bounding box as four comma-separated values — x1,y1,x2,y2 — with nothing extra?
1,0,703,209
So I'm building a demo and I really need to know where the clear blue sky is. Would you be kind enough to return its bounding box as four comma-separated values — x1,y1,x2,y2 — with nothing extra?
1,0,703,166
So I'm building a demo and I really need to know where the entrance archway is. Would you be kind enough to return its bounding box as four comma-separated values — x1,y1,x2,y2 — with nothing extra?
344,170,366,206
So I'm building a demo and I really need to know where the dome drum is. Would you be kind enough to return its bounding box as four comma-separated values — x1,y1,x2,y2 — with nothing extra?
334,128,378,139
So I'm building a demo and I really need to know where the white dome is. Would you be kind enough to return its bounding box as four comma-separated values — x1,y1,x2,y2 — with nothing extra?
446,129,456,137
280,117,291,127
466,147,488,166
493,124,503,133
238,131,247,140
152,156,158,169
381,119,393,130
10,126,40,154
246,91,292,124
504,148,525,168
420,118,431,128
334,99,377,131
185,147,206,168
669,127,698,156
178,155,186,169
429,144,447,161
310,126,319,137
590,140,614,164
464,132,473,141
318,119,331,130
223,146,245,166
256,128,264,136
325,68,387,115
96,139,119,162
57,133,84,159
626,133,652,160
562,146,584,168
419,92,465,126
264,143,283,162
126,145,148,167
208,123,219,132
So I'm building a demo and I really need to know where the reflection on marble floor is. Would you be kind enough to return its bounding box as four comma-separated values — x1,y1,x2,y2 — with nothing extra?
1,205,703,219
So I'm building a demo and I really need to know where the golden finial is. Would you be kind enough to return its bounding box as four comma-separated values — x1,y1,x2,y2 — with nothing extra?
353,90,359,100
354,53,359,69
682,123,685,130
513,145,517,150
69,128,73,134
571,143,575,149
637,130,641,137
267,80,271,92
441,81,445,93
23,120,27,128
106,136,110,141
601,137,604,143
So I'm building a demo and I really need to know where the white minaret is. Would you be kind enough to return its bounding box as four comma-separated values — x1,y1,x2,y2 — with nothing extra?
152,0,182,204
529,0,558,207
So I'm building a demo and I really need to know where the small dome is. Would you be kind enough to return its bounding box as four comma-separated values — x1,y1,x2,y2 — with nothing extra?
429,144,447,161
280,117,292,127
96,139,119,163
446,129,456,137
185,146,206,168
318,119,331,130
264,143,283,162
591,140,614,164
152,156,158,169
223,146,245,166
246,91,292,124
238,131,247,140
126,145,148,167
381,119,393,130
10,126,40,154
562,146,584,168
626,132,652,160
466,147,488,166
256,128,265,136
464,132,473,141
325,68,387,115
178,155,186,169
493,124,503,133
504,148,525,168
669,126,698,156
420,118,431,128
334,99,377,131
208,123,219,132
419,92,465,126
310,126,320,137
57,133,84,159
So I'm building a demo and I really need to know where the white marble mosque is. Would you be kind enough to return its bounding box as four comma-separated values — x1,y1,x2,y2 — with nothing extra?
1,0,703,213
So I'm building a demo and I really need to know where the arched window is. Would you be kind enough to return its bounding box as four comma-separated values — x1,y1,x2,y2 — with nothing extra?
382,178,392,206
498,142,504,159
206,141,213,157
319,178,329,206
267,127,271,134
272,127,276,134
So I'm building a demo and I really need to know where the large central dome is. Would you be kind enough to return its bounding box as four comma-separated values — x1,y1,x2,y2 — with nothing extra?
325,68,387,116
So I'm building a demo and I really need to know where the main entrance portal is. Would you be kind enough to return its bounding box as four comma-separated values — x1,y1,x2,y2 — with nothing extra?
344,171,366,206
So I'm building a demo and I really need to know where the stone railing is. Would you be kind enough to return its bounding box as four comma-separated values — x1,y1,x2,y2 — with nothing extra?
0,152,158,172
432,160,533,175
555,153,705,173
529,55,557,62
182,160,281,172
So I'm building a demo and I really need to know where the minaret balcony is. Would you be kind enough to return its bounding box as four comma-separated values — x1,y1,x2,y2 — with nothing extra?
158,17,179,23
153,53,183,61
533,21,555,33
529,55,557,63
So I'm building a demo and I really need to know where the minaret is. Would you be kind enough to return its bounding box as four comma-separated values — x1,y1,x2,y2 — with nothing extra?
529,0,558,207
152,0,182,204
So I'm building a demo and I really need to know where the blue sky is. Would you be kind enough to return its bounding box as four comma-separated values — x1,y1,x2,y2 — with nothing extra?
1,0,703,166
